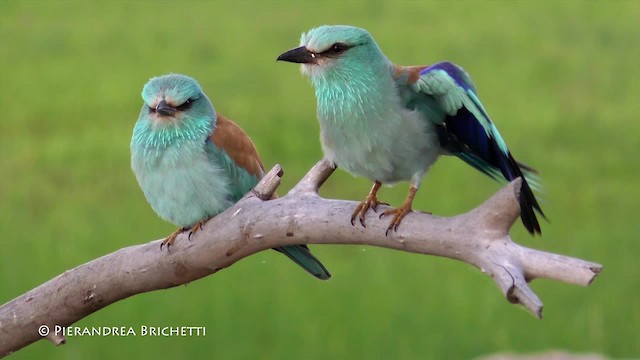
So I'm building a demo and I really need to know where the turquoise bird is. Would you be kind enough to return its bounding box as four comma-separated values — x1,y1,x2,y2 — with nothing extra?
277,25,545,235
131,74,331,280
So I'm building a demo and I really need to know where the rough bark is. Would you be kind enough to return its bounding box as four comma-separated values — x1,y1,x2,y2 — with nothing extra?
0,159,602,357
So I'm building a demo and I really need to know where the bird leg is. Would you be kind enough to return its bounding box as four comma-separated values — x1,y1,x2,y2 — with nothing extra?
351,181,388,227
380,186,418,235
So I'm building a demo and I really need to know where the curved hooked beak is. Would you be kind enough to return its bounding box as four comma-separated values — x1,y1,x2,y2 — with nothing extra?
276,46,317,64
156,99,176,116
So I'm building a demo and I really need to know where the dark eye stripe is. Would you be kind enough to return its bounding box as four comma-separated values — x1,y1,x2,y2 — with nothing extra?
176,98,194,111
318,42,353,57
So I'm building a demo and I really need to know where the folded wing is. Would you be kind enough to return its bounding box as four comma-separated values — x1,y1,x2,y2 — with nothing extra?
399,62,545,235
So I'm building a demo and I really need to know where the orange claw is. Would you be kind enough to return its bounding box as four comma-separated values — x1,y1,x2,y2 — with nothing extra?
187,218,208,240
160,227,187,252
160,217,210,252
350,181,388,227
380,186,418,236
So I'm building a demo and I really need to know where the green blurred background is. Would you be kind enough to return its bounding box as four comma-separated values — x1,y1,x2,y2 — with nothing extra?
1,1,638,359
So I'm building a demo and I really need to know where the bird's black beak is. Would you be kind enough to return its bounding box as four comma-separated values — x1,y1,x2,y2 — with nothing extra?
156,99,176,116
276,46,316,64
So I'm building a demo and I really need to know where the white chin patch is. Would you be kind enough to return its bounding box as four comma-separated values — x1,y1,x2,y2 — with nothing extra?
300,63,326,78
300,64,313,77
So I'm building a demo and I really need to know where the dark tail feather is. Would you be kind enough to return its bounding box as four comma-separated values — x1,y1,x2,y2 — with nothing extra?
273,245,331,280
496,152,546,235
518,178,545,235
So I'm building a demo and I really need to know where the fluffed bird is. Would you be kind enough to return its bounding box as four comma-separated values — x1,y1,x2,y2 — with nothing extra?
131,74,331,280
277,25,545,235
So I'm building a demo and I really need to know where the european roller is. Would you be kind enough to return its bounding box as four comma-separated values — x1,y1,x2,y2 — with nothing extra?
277,25,545,235
131,74,331,280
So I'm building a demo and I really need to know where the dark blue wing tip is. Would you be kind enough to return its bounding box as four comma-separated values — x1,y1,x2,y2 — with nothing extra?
420,61,475,92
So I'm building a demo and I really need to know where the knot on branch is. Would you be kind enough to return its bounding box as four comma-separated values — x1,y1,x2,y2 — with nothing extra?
250,164,284,201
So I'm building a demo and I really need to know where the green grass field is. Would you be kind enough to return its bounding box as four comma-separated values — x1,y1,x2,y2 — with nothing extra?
1,1,638,359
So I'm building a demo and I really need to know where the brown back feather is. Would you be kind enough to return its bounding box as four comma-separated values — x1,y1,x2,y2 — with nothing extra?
210,114,265,179
210,114,278,199
393,64,429,84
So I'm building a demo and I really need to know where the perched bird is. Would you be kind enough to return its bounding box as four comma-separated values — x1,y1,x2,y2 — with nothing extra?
277,25,545,235
131,74,331,280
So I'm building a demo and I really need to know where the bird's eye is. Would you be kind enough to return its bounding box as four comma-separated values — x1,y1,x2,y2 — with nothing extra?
329,43,349,53
148,105,156,113
176,98,194,111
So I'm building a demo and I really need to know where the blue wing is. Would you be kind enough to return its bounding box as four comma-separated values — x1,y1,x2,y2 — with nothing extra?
406,62,545,235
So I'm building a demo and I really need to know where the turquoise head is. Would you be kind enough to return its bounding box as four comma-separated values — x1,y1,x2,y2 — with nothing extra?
277,25,388,83
133,74,215,149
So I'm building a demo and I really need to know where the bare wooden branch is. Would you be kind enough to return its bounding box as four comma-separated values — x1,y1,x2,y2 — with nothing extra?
0,159,602,357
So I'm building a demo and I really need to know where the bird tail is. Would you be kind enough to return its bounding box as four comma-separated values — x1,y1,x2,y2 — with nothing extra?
495,152,547,236
516,160,543,193
454,151,546,235
517,173,545,235
274,245,331,280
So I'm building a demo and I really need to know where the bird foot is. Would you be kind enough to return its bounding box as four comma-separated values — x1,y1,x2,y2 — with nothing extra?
351,195,388,227
351,181,386,227
160,218,209,252
160,227,189,252
379,204,413,236
187,219,208,240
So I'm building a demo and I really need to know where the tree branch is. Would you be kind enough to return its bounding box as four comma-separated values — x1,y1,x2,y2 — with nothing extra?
0,159,602,357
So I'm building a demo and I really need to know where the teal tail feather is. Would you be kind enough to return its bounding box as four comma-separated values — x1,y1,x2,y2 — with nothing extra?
274,245,331,280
